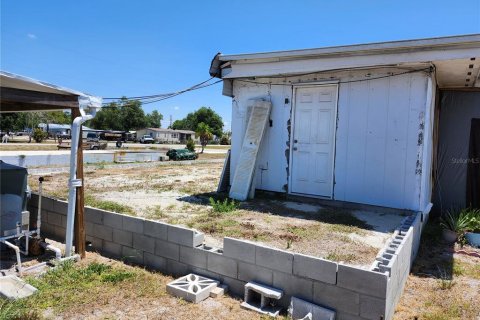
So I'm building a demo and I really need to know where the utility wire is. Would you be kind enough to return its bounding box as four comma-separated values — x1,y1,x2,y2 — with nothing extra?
236,67,432,86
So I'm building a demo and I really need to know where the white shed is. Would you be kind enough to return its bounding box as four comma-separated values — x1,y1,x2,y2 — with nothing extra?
210,34,480,212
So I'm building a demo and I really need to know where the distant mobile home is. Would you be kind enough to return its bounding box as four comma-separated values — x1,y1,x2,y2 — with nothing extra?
210,34,480,212
136,127,196,143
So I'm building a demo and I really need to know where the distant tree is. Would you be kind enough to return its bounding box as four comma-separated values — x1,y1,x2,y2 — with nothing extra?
89,98,160,132
172,107,223,138
146,110,163,128
0,111,71,132
196,122,213,153
185,139,195,152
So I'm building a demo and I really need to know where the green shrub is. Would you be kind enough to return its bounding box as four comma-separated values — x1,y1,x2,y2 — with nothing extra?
209,197,238,214
220,136,230,145
32,128,47,143
185,139,195,152
440,208,473,233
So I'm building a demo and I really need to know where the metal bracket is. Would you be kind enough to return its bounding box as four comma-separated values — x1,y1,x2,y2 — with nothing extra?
69,179,82,188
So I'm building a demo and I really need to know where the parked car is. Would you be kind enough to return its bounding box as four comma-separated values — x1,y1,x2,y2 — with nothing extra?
166,148,198,161
140,135,155,144
86,132,100,142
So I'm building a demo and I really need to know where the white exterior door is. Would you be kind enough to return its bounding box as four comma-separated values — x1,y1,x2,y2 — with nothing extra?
291,85,338,197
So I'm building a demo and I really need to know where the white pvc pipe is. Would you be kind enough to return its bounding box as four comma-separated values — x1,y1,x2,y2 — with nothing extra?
65,107,97,257
3,240,23,276
40,241,62,260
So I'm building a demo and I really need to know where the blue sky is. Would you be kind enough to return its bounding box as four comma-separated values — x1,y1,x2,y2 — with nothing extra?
2,1,479,129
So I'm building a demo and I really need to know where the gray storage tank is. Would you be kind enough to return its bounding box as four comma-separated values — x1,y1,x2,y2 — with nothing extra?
0,161,28,237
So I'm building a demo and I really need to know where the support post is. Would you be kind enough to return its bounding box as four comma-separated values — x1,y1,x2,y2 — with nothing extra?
71,108,86,258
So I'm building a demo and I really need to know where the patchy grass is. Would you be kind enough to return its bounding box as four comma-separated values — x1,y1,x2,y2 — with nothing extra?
0,253,266,320
394,221,480,319
85,195,136,216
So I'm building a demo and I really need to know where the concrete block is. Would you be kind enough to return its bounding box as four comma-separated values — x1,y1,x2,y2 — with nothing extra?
103,211,123,229
103,240,122,257
337,264,388,299
39,196,54,212
85,235,103,251
293,253,338,284
85,222,95,237
273,271,314,302
207,252,237,278
144,220,168,240
112,229,132,246
335,311,366,320
54,226,66,240
238,262,273,285
241,281,283,317
122,246,144,265
210,284,228,298
255,245,293,274
53,199,68,214
166,259,189,277
133,233,155,254
313,281,360,315
166,274,219,303
167,225,204,247
223,237,256,264
144,252,167,271
179,246,207,269
48,211,64,227
360,295,386,320
85,207,104,225
94,224,113,242
155,239,180,260
289,296,335,320
123,215,144,233
0,275,37,299
222,277,245,298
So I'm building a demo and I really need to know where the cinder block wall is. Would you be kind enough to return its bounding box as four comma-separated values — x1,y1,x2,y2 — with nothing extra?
28,194,428,320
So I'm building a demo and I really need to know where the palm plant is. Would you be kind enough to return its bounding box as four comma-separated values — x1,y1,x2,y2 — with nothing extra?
196,122,213,154
440,208,475,233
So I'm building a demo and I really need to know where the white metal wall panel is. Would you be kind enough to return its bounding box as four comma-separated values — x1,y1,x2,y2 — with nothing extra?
230,69,430,210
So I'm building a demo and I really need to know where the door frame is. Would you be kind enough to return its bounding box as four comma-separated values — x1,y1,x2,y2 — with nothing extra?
288,82,339,199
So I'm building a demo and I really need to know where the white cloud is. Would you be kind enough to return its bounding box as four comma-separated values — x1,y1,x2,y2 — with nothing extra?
173,106,180,110
27,33,37,39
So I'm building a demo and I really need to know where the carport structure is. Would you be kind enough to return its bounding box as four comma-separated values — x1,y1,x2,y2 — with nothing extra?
0,71,102,258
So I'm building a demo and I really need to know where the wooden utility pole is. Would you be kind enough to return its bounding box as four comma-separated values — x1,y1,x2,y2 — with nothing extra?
71,108,86,258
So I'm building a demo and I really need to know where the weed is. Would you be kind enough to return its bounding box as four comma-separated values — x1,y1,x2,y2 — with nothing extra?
85,195,136,216
436,267,455,290
145,205,166,219
209,197,238,214
325,251,357,262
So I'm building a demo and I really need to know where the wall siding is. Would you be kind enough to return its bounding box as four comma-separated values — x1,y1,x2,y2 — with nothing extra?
231,69,429,210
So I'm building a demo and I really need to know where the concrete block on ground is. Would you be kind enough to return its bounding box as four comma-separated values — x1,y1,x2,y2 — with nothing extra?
93,224,113,241
255,245,294,274
144,219,168,240
167,225,204,247
360,295,386,320
102,241,122,257
155,239,180,260
210,284,228,298
112,229,132,246
122,246,144,265
132,233,155,254
166,273,219,303
123,215,144,233
293,253,337,284
222,276,245,298
238,262,273,285
38,196,54,212
289,296,335,320
337,264,388,299
48,211,64,227
273,271,314,303
241,281,283,317
85,235,103,251
207,252,237,278
223,237,256,264
144,252,167,271
85,222,95,237
313,281,360,315
103,211,123,229
85,207,104,225
0,275,37,300
179,246,207,269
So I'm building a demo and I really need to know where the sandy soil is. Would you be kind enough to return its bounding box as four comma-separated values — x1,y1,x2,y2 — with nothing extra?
28,161,403,267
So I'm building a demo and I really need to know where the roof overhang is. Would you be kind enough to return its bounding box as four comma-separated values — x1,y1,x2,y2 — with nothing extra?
211,34,480,88
0,71,102,113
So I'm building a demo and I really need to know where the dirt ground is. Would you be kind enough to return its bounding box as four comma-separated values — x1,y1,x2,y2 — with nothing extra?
28,160,404,267
394,223,480,319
